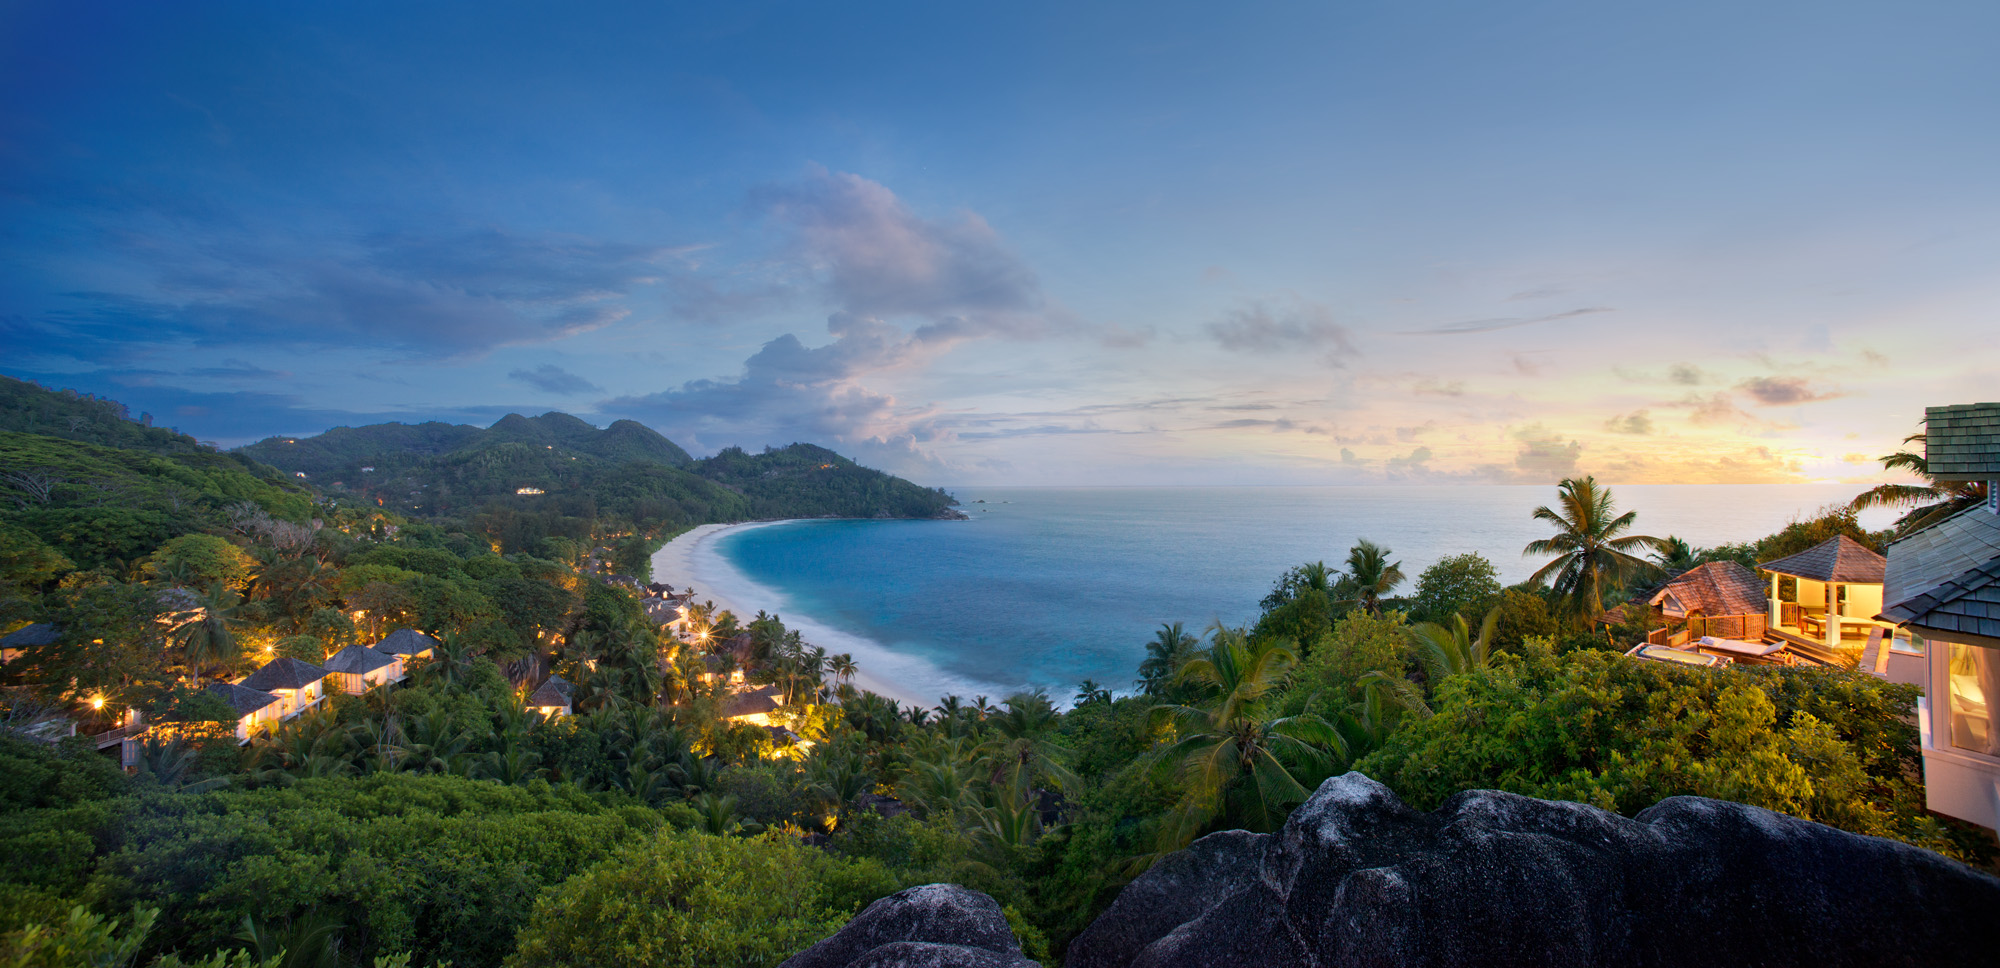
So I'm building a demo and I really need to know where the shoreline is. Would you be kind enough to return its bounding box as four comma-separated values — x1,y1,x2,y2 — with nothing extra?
650,520,934,707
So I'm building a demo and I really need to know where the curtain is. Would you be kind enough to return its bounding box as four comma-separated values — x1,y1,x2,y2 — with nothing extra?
1974,645,2000,757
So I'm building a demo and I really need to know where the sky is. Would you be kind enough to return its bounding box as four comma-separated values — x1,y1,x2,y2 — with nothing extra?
2,0,1994,486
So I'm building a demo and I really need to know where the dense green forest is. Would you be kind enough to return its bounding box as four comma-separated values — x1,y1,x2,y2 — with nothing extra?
2,378,1989,968
236,412,959,532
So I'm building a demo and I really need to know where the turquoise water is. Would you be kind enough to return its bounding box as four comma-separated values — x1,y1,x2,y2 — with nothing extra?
718,484,1890,704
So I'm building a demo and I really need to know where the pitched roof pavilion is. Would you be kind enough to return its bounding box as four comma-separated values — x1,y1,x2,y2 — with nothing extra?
1760,535,1886,584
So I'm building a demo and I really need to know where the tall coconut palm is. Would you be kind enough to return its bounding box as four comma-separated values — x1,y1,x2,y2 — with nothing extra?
1650,536,1699,575
173,582,247,681
828,652,858,684
976,691,1080,808
1523,476,1666,620
1147,628,1342,855
1339,540,1405,616
1137,623,1199,697
1849,433,1989,535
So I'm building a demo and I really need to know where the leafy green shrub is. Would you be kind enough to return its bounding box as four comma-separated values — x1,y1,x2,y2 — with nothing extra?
506,831,896,968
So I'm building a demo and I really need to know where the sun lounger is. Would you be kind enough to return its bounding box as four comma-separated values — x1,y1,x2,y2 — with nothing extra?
1625,643,1727,668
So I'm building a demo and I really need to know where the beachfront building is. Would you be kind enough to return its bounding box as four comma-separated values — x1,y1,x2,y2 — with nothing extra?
322,644,402,694
1761,536,1894,654
1881,402,2000,832
205,681,286,742
527,673,573,717
237,656,329,719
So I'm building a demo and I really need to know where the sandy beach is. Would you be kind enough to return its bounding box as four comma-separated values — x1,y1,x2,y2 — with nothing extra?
651,521,932,707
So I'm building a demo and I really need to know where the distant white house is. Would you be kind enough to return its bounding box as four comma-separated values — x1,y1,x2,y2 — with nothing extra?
374,628,440,666
205,681,286,742
528,674,573,716
322,644,401,694
516,487,545,495
237,656,328,719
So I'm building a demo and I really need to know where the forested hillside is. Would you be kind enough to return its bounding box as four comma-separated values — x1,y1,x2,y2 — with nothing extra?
239,413,958,529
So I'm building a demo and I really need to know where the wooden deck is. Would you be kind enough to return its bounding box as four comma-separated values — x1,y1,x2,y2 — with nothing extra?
1762,629,1842,667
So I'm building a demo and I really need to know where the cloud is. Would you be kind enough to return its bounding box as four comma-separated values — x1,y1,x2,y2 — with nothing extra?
1505,285,1567,301
1738,375,1841,406
1409,306,1613,335
1668,363,1706,385
1512,425,1582,482
1395,422,1434,442
1678,392,1752,426
1412,378,1465,397
605,171,1070,472
759,166,1047,338
509,364,602,395
17,227,669,362
1388,446,1433,469
1339,447,1370,465
1604,410,1654,435
1205,298,1357,366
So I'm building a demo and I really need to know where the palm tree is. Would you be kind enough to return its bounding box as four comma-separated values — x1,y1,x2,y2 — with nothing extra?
1849,433,1989,535
1147,629,1341,855
1339,540,1405,616
808,748,875,830
1137,623,1199,697
828,653,858,684
1073,680,1112,707
173,582,246,681
1406,608,1500,686
976,691,1080,808
1650,536,1699,575
1523,476,1666,620
134,735,230,792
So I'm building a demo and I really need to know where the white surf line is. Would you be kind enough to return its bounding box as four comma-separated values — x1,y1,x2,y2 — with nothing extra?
652,521,1004,709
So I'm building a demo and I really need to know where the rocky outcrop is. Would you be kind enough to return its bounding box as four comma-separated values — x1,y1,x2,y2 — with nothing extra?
1066,772,2000,968
781,883,1039,968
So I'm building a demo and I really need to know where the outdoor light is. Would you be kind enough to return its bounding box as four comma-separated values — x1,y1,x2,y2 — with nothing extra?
91,696,105,710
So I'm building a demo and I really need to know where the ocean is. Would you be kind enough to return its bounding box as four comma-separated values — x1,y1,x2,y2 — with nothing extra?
712,484,1894,706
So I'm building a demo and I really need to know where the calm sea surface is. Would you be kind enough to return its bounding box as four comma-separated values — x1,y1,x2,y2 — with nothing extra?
716,485,1893,704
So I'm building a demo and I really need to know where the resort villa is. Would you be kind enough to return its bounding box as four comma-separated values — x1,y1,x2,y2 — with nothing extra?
237,656,328,719
204,681,288,742
1880,403,2000,832
322,643,402,694
374,628,439,665
527,673,573,716
1760,536,1903,660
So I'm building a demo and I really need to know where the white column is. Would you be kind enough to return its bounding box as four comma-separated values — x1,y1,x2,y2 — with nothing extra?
1826,583,1839,647
1769,573,1781,629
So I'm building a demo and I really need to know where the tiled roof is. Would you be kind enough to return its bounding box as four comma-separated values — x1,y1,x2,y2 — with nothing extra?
206,681,281,716
1651,561,1767,617
1,622,59,648
1881,506,2000,642
240,656,326,691
528,674,572,708
374,628,440,656
1925,403,2000,481
322,644,398,675
1759,535,1886,583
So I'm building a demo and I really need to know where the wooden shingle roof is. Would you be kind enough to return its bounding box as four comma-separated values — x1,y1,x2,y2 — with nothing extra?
240,656,327,691
322,644,398,675
1881,506,2000,642
1925,403,2000,482
1650,561,1767,617
1759,535,1886,584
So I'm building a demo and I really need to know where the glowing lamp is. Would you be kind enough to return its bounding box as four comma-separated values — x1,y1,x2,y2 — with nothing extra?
91,696,105,710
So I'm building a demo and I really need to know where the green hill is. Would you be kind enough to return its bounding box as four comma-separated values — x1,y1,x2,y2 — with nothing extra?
0,430,314,570
238,413,958,528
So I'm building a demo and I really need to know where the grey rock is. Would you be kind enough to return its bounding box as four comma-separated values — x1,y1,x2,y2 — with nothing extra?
782,884,1038,968
1067,771,2000,968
